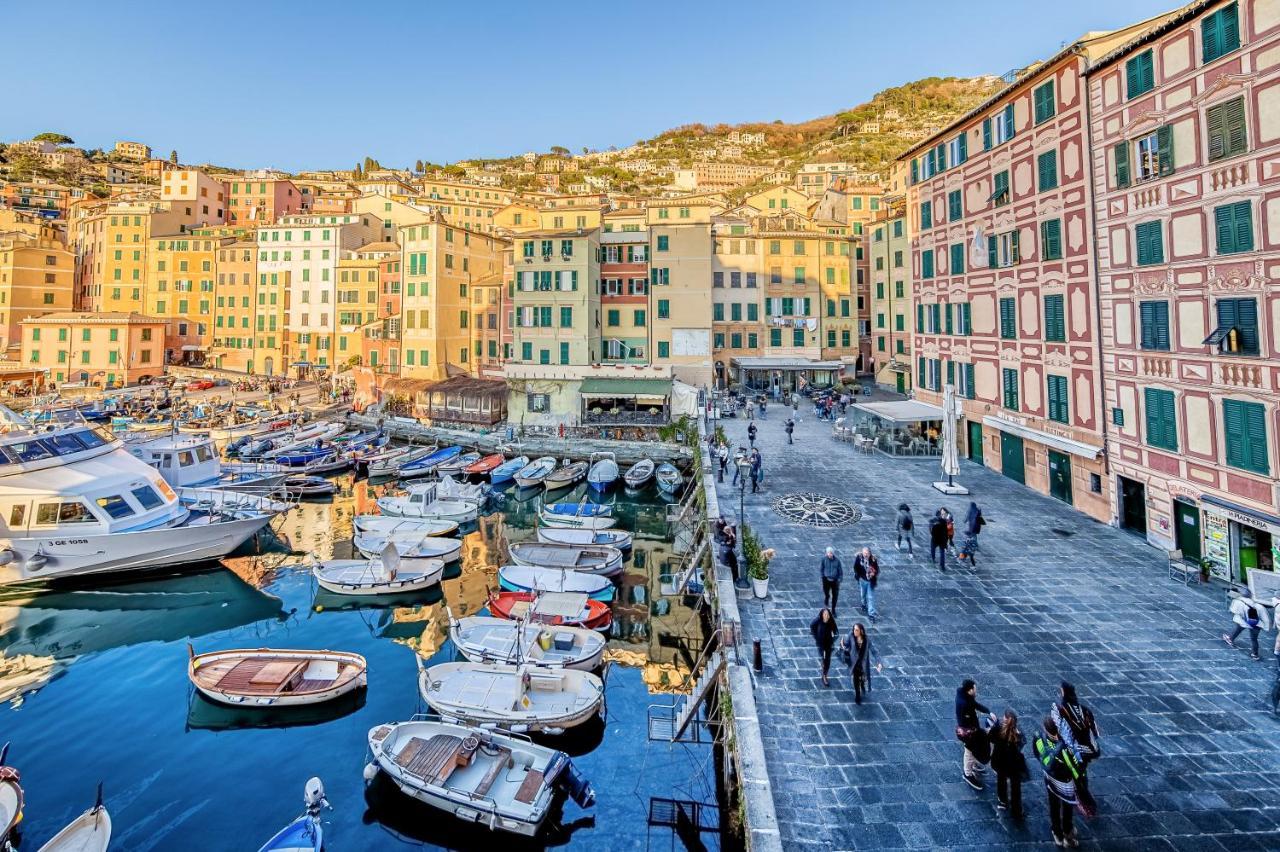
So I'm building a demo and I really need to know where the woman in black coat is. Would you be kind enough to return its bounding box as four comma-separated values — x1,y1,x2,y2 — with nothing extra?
809,607,839,687
989,709,1028,818
845,622,882,704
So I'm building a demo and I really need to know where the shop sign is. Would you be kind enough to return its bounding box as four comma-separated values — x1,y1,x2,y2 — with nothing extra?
1203,511,1230,581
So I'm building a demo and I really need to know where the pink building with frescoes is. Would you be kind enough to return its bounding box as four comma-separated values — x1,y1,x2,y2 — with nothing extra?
1087,0,1280,582
902,20,1167,523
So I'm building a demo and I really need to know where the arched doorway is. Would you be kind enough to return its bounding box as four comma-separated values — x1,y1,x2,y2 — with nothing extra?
264,357,274,376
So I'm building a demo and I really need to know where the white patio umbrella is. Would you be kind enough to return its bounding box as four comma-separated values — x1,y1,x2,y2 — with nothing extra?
933,383,969,495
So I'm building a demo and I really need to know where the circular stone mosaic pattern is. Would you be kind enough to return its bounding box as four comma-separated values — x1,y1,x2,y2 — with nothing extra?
771,492,862,528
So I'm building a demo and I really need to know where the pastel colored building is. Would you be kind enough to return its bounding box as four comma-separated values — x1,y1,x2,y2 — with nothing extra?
226,177,304,225
711,211,766,383
361,252,402,376
868,202,914,392
600,209,650,364
21,311,166,387
147,233,227,362
70,201,193,314
0,229,74,354
509,216,602,368
647,199,714,387
209,238,261,373
901,20,1162,522
113,141,151,160
1087,0,1280,580
160,169,226,225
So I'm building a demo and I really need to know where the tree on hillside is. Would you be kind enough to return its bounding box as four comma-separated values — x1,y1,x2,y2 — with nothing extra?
363,156,382,172
33,132,74,145
353,163,364,180
414,159,424,173
169,150,179,164
549,146,570,157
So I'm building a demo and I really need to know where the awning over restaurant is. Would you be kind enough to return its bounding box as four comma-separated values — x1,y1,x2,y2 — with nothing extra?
981,415,1104,460
851,400,943,425
1200,495,1280,536
181,344,202,352
579,377,672,402
731,357,844,371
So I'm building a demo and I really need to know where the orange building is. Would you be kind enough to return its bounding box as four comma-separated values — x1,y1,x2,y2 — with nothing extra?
0,229,74,355
21,311,166,387
226,176,304,225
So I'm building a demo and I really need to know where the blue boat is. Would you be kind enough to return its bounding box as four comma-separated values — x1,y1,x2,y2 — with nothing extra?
542,502,613,518
258,777,327,852
399,444,462,479
489,454,529,485
273,442,334,467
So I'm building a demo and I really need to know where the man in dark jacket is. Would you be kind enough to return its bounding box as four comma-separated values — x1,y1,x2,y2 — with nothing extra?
785,417,795,444
956,678,996,790
819,547,842,612
929,511,949,572
747,421,758,448
750,448,762,493
851,546,879,621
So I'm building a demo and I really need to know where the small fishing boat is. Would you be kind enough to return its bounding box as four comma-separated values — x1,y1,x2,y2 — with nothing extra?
586,452,618,492
489,455,529,485
449,614,606,670
312,546,444,596
376,493,480,523
487,591,613,632
509,542,623,577
276,475,336,498
367,444,436,478
623,458,655,489
498,565,614,601
272,442,336,468
188,646,368,707
364,719,595,836
419,661,604,734
257,777,328,852
353,516,458,538
0,744,22,850
303,452,353,475
463,453,505,477
512,456,556,488
543,459,588,491
353,532,462,563
536,527,633,552
399,445,462,479
37,784,110,852
656,462,684,495
436,451,480,477
539,501,616,530
405,475,487,503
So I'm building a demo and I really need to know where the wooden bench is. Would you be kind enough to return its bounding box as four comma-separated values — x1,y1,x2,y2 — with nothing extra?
472,747,511,798
513,769,544,804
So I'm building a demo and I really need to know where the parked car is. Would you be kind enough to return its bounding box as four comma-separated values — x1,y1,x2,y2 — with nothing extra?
186,379,215,391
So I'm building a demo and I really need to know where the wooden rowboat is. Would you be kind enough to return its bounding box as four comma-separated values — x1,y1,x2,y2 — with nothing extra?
37,784,111,852
0,744,22,850
448,614,606,670
312,546,444,596
543,460,588,491
188,646,367,707
487,591,612,632
418,661,604,734
508,542,623,576
463,453,505,476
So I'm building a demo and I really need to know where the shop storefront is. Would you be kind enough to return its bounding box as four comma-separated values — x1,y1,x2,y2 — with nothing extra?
1195,496,1280,586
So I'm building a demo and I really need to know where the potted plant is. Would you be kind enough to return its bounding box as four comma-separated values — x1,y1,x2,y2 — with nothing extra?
750,548,774,599
1199,557,1213,583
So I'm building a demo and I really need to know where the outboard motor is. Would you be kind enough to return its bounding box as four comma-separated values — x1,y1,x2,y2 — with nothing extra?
303,776,329,816
548,753,595,809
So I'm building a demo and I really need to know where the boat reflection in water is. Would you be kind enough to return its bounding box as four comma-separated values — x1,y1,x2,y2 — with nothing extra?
186,687,367,732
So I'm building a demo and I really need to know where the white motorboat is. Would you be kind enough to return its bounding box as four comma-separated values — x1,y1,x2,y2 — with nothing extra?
36,784,111,852
367,444,436,478
188,646,367,707
436,452,480,478
130,432,290,492
405,474,486,503
312,546,444,596
180,487,292,516
509,542,623,576
377,490,480,522
0,410,286,585
352,516,458,538
262,422,345,459
448,614,605,670
418,661,604,734
542,460,588,491
623,458,654,489
365,719,595,836
536,527,633,551
498,565,614,601
353,532,462,563
586,452,618,492
538,502,617,531
512,456,556,488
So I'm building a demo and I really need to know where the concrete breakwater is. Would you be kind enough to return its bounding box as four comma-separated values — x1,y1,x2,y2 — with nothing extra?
348,413,694,467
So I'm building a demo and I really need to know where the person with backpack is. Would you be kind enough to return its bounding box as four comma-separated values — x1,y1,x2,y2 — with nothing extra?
990,710,1028,819
1051,682,1100,817
784,417,795,445
809,607,839,687
896,503,914,555
1223,593,1272,660
819,546,843,613
1034,717,1081,848
955,678,996,790
842,622,882,704
959,501,986,566
929,510,949,572
852,546,880,622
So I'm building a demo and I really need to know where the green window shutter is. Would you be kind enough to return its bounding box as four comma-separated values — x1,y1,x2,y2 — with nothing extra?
1000,297,1016,339
1217,297,1259,354
1047,375,1068,423
917,356,926,387
713,303,723,321
1114,142,1131,188
949,189,962,220
1004,104,1015,139
931,303,941,332
1215,201,1253,254
958,132,968,163
945,303,954,335
1144,388,1178,451
987,234,997,267
1041,219,1062,260
1010,229,1020,264
1044,294,1065,342
921,201,932,229
922,250,934,278
1203,3,1240,62
982,118,992,150
1139,301,1157,349
1037,150,1058,191
951,243,965,274
1136,221,1164,266
1223,399,1267,473
1034,81,1055,124
962,303,972,335
1156,125,1174,176
910,159,919,184
803,297,812,315
1002,367,1019,409
1208,97,1247,161
917,304,925,331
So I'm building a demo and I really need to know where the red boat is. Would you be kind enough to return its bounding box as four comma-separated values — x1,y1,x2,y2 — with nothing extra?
463,453,505,476
487,591,613,632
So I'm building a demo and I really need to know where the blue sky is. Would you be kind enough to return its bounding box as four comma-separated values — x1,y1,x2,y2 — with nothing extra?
6,0,1177,171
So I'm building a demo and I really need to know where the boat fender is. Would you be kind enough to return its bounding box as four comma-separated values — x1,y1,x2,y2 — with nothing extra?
22,552,47,572
362,762,379,782
0,549,13,566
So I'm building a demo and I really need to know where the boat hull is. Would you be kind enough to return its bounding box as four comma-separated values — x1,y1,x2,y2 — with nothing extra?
450,617,605,670
536,512,616,531
419,664,604,733
189,648,367,708
313,559,444,596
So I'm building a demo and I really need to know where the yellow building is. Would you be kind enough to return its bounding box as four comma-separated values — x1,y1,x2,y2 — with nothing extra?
400,216,505,381
491,201,540,235
22,311,166,387
160,169,226,226
0,229,73,355
147,233,228,363
210,238,259,373
71,201,192,313
742,185,811,216
336,243,395,368
647,199,714,387
468,272,505,379
868,201,913,392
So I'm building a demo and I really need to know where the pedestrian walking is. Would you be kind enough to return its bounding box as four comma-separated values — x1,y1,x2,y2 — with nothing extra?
809,607,839,687
895,503,914,555
1223,594,1272,659
792,396,799,416
851,546,879,621
1051,682,1101,817
785,417,795,444
929,511,949,572
1271,628,1280,715
943,507,956,552
842,622,882,704
731,447,746,485
956,678,996,790
758,397,767,419
717,442,729,482
749,448,762,493
990,710,1028,818
959,501,986,566
747,421,758,448
1034,717,1081,848
819,547,843,612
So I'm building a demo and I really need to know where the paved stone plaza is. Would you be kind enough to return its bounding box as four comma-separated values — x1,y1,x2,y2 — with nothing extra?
714,406,1280,851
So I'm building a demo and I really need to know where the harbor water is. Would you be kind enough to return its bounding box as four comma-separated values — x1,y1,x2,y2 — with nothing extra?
0,473,723,850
